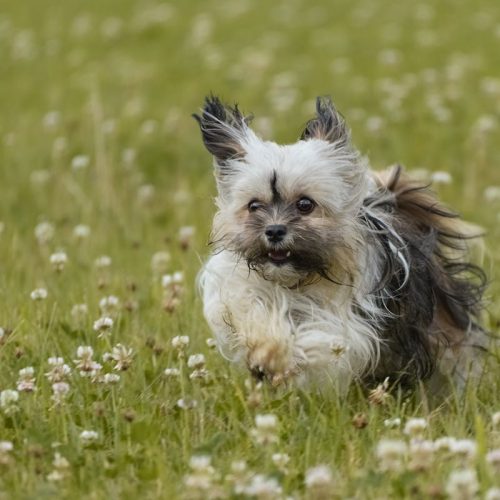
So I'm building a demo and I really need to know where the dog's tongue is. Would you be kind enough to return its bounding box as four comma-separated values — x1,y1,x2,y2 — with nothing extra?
268,249,290,262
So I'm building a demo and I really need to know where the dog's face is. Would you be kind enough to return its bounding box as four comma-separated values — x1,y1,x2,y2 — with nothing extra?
194,96,368,285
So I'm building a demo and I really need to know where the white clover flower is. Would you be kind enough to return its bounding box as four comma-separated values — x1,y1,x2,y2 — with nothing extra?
450,439,477,462
376,439,407,472
137,184,155,204
34,221,55,244
102,373,120,385
486,449,500,470
172,271,184,284
50,251,68,272
0,389,19,409
0,441,13,452
30,288,48,301
251,414,279,445
80,430,99,447
244,474,282,498
71,303,88,322
431,171,452,185
305,464,334,493
403,418,428,437
99,295,120,315
187,354,206,370
434,436,457,452
94,255,112,268
47,470,65,482
384,417,401,428
445,468,478,500
408,439,434,471
45,357,71,383
162,274,173,288
17,366,36,392
151,251,171,274
74,346,101,377
179,226,195,249
73,224,91,240
493,411,500,428
105,344,133,371
183,455,217,491
171,335,189,350
486,487,500,500
177,398,198,410
206,338,217,349
164,368,180,378
271,453,290,472
71,154,90,171
51,382,70,405
93,316,113,337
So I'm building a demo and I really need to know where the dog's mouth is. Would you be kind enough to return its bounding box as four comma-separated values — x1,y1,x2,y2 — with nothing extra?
267,249,291,265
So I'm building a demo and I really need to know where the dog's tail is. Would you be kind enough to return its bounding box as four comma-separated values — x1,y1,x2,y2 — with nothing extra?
363,165,488,386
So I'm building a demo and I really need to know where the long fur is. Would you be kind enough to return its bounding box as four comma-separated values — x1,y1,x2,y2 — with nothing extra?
195,95,488,391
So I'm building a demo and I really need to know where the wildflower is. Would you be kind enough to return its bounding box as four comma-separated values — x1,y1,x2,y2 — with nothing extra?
450,439,477,463
272,453,290,474
172,335,189,350
73,224,91,240
206,338,217,349
71,154,89,171
164,368,180,378
251,414,279,445
151,251,171,274
42,110,60,130
102,373,120,385
434,436,457,453
45,357,71,383
93,316,113,337
177,398,198,410
16,366,36,392
103,344,133,371
34,221,54,244
244,474,282,498
80,430,99,447
403,418,428,438
50,251,68,272
486,449,500,471
376,439,407,472
0,390,19,415
486,488,500,500
408,439,434,471
187,354,206,370
368,377,390,405
431,171,452,185
226,460,251,495
384,417,401,429
99,295,120,315
0,441,13,465
74,346,102,377
305,464,334,498
71,303,88,322
94,255,112,268
30,288,48,301
493,411,500,428
51,382,70,405
137,184,155,204
183,455,219,494
445,469,478,500
179,226,195,250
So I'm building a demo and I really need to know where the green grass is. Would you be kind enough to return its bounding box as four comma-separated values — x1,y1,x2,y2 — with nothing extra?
0,0,500,498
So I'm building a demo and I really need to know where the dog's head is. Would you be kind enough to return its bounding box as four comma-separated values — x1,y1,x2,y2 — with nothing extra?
194,96,369,285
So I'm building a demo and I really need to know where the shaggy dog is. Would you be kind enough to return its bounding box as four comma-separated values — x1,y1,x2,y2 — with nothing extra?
194,95,488,392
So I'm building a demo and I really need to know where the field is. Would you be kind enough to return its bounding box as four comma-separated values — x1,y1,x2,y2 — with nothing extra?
1,0,500,498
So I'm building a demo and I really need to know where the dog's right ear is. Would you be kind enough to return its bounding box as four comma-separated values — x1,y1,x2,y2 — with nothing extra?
193,95,250,165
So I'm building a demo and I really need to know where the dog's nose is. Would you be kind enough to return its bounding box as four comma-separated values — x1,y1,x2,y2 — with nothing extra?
265,224,287,242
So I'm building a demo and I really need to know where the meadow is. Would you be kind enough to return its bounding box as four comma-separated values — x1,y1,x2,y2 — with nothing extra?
0,0,500,498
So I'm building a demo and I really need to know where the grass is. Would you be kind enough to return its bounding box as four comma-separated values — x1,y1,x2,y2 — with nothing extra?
0,0,500,498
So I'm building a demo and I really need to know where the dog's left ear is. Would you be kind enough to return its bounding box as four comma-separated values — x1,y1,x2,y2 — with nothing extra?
301,96,350,148
193,95,250,165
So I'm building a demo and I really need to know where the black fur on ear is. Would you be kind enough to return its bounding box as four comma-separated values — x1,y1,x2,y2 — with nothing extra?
301,96,350,147
193,95,251,164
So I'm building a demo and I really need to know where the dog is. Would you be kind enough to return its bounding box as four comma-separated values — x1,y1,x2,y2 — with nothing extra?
194,95,488,392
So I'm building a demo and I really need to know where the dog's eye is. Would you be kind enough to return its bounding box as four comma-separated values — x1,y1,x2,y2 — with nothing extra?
248,200,263,212
296,197,315,214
